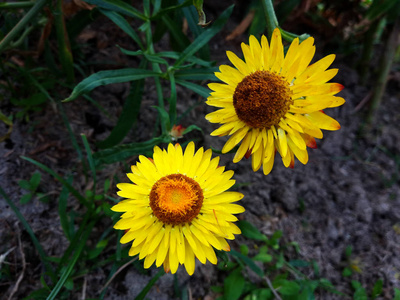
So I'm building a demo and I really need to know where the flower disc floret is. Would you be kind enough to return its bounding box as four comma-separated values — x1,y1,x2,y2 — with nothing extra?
149,174,203,225
233,70,292,128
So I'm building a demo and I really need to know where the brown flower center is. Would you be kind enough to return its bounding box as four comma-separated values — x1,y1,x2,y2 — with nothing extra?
233,70,293,128
149,174,203,225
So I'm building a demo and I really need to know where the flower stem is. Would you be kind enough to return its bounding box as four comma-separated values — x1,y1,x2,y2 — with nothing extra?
0,0,48,52
366,16,400,124
260,0,279,40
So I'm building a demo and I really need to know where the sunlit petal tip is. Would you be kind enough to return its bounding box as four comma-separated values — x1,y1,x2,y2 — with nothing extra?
244,149,252,159
163,263,171,274
305,137,317,149
223,244,231,252
289,159,295,169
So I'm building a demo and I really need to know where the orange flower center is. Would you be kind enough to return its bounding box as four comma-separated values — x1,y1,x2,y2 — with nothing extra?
149,174,203,225
233,70,293,128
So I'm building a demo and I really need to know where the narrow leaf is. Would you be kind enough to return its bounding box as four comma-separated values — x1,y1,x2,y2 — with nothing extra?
63,69,160,102
174,5,233,67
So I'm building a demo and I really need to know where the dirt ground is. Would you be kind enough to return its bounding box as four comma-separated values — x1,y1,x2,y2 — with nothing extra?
1,2,400,299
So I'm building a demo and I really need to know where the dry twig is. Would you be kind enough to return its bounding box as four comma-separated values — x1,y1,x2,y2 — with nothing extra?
8,233,26,300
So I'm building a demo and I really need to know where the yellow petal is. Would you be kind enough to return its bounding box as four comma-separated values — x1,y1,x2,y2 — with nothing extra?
226,51,251,76
184,240,196,275
278,128,288,157
306,111,341,131
251,145,263,172
233,132,252,163
222,127,250,153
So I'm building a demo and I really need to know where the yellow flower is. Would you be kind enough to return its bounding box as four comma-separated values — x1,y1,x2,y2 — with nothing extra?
112,142,244,275
206,28,345,175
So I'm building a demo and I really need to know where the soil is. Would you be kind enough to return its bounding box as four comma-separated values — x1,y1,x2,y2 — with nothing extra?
1,1,400,300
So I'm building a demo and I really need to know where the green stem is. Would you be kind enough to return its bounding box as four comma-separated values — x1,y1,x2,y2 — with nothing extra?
260,0,279,40
359,19,380,85
54,0,74,82
144,19,167,135
0,2,35,9
366,17,400,124
0,0,48,52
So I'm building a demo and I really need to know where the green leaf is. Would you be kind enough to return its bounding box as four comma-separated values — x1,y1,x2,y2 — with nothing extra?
158,51,213,67
54,0,74,83
174,5,234,67
18,180,31,191
181,1,210,60
342,267,352,277
144,53,169,65
83,0,147,21
153,106,171,132
0,110,13,142
240,244,249,256
395,288,400,300
237,220,268,241
275,280,300,296
29,172,41,190
371,279,383,299
288,259,310,268
88,239,109,260
97,61,147,149
365,0,398,21
182,125,203,135
253,253,272,263
21,156,90,209
230,250,264,277
20,193,33,204
160,15,191,51
223,268,245,300
47,218,97,300
93,137,170,166
176,79,210,98
63,69,161,102
174,67,218,81
345,245,352,258
353,286,368,300
100,9,144,49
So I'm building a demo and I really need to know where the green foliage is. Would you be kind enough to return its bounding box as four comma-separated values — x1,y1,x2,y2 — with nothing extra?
18,172,49,204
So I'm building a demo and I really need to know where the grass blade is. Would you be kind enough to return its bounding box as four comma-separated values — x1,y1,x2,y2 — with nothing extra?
96,60,147,149
134,269,165,300
176,79,210,98
0,186,55,281
21,156,91,209
168,71,177,126
175,67,218,81
83,0,147,21
46,218,97,300
174,5,233,67
0,0,47,52
100,9,144,49
93,137,170,166
54,0,74,82
63,68,161,102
